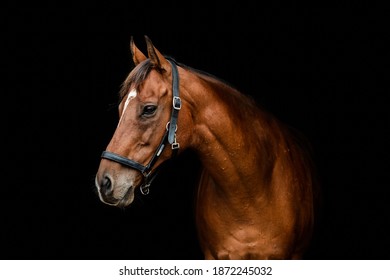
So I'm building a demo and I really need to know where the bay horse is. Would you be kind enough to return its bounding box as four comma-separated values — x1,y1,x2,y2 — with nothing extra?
95,36,319,259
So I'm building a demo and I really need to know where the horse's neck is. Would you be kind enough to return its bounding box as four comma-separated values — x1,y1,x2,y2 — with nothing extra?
184,73,279,199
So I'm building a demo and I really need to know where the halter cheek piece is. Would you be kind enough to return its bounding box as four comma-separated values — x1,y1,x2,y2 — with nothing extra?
101,59,181,195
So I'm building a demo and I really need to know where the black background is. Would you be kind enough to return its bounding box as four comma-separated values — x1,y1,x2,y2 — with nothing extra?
4,6,389,260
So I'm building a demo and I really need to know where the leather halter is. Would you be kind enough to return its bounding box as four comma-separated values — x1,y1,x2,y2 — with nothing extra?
101,59,181,195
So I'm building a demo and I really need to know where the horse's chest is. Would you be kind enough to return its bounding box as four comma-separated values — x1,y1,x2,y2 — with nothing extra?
198,221,283,259
196,198,290,259
195,171,292,259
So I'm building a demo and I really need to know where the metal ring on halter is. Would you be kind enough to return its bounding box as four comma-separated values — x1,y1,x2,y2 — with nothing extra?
166,122,177,132
140,184,150,195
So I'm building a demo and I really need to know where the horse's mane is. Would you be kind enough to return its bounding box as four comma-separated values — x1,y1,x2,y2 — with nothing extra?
185,64,267,124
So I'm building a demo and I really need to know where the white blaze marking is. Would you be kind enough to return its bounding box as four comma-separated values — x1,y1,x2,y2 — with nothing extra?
118,89,137,126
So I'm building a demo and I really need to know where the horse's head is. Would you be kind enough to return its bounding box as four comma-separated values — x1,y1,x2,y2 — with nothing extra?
95,36,190,208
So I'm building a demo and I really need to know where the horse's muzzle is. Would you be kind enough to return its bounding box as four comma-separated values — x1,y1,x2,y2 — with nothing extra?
95,171,137,208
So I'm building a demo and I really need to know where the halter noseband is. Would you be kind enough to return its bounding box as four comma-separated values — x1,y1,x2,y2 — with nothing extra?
101,59,181,195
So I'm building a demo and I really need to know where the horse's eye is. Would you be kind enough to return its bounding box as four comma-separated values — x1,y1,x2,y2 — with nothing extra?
142,105,157,117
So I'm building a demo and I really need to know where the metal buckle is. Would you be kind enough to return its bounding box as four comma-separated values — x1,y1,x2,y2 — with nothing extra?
171,142,180,150
171,134,180,150
140,184,150,195
166,122,177,132
173,96,182,110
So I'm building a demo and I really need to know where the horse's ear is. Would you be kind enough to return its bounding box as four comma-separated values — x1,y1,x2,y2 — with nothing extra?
130,36,147,66
144,35,170,71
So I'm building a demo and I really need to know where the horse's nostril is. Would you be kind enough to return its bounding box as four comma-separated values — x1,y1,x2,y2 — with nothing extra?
101,175,112,194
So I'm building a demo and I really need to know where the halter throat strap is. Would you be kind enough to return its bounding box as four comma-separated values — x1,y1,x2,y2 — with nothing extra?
100,59,181,194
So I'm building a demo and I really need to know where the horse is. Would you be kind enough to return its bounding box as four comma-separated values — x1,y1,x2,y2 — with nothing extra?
95,36,320,259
